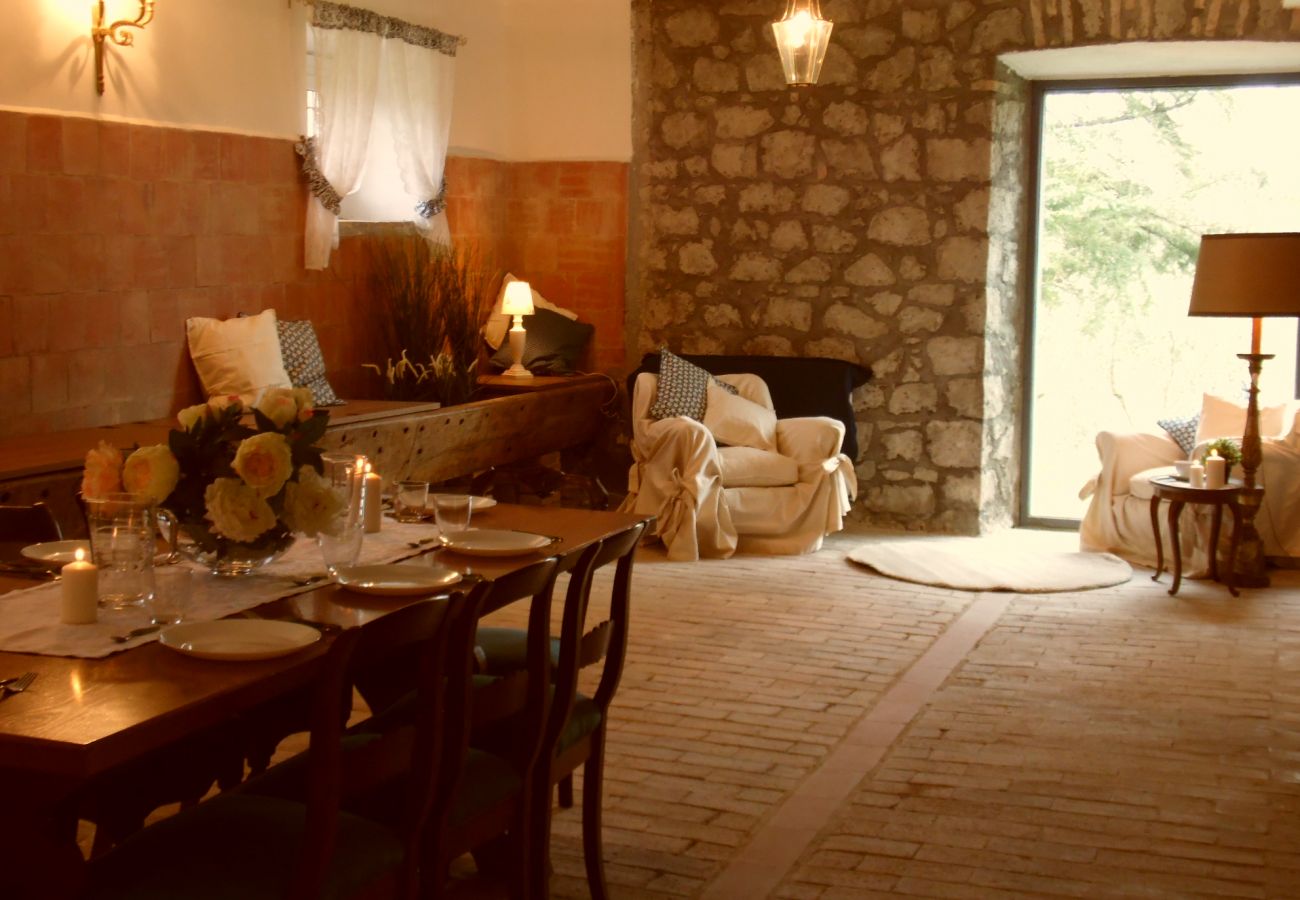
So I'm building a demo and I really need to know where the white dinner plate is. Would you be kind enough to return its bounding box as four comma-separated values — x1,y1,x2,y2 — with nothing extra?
21,540,91,568
428,494,497,513
334,563,462,597
159,621,321,661
439,529,557,558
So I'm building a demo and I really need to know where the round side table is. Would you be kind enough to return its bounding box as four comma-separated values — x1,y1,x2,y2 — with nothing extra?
1148,474,1243,597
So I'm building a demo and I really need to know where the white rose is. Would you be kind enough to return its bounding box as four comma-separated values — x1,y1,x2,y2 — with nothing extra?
282,466,345,537
177,403,209,431
204,478,277,543
231,433,294,498
256,388,300,429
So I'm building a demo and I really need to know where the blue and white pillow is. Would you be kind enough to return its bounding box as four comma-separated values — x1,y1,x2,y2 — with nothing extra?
1157,413,1199,457
649,349,736,421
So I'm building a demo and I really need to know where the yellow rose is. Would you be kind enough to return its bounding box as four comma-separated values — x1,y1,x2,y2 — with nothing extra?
256,388,301,429
81,441,124,500
231,433,293,498
204,478,277,543
177,403,209,431
282,466,345,537
121,445,180,505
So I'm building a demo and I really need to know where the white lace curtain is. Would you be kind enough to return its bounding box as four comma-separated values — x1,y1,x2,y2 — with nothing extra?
301,2,462,270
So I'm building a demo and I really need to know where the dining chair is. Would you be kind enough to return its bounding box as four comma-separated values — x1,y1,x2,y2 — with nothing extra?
474,521,647,900
335,557,558,899
84,593,478,900
0,502,62,543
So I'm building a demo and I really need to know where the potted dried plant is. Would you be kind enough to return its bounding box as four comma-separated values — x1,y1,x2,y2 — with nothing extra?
365,235,496,406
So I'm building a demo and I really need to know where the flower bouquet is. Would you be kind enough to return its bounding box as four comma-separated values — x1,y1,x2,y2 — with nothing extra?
82,388,345,575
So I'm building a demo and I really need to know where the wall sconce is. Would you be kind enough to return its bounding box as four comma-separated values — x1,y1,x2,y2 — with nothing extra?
92,1,157,96
771,0,833,87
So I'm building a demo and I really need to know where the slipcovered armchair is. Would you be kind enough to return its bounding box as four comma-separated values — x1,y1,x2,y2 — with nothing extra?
621,371,856,561
1080,397,1300,575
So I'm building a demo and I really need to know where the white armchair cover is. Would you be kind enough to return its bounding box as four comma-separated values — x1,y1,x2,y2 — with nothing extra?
620,373,856,561
1080,423,1300,575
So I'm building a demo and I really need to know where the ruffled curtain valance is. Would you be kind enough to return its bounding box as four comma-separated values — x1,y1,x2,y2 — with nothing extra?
300,1,462,269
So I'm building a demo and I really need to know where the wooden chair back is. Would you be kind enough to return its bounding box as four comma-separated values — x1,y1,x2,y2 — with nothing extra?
0,502,62,543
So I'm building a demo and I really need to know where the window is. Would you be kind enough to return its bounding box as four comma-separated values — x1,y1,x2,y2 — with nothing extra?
1023,77,1300,525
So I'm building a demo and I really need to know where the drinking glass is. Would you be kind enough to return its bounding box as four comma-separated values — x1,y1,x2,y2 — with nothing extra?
433,494,473,538
317,460,365,577
85,493,155,609
394,481,430,523
149,567,192,625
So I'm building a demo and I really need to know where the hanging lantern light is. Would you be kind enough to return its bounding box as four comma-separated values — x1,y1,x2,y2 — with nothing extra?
771,0,833,87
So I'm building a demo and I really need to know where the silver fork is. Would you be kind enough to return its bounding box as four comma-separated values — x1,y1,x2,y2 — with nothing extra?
0,672,36,700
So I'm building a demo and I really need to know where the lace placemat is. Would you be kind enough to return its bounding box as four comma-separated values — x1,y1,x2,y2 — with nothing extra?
0,517,443,659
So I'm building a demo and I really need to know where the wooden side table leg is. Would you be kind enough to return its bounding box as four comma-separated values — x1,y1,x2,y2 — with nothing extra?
1150,494,1163,582
1208,504,1223,583
1225,502,1241,598
1167,500,1185,596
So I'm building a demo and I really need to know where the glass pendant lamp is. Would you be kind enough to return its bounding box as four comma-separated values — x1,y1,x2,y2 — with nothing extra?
771,0,833,86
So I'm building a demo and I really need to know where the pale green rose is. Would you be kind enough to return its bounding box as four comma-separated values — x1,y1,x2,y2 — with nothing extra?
177,403,209,431
231,433,293,498
204,478,277,543
256,388,301,429
121,445,180,505
282,466,344,537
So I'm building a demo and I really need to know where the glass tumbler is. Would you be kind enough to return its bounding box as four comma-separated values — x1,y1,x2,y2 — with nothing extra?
432,494,473,538
85,493,156,609
394,481,430,523
317,461,366,577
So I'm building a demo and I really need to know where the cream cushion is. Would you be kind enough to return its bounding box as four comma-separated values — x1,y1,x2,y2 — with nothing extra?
717,447,799,488
1195,392,1288,446
703,380,777,451
185,309,291,405
482,274,579,350
1128,466,1178,501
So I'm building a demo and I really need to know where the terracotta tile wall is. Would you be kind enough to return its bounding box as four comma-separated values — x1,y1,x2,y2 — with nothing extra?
0,111,629,439
0,111,381,438
445,156,629,374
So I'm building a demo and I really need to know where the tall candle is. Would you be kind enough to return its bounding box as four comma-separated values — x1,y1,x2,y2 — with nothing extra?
363,463,383,533
61,548,99,625
1204,450,1226,490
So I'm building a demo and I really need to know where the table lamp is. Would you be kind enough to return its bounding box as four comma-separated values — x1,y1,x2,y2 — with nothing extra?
500,279,535,379
1188,232,1300,586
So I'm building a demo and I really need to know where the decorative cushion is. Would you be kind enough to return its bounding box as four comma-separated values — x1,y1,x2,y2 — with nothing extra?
276,319,343,406
1157,413,1199,458
489,307,593,375
482,274,579,350
704,379,777,451
649,349,738,422
717,446,799,488
1194,393,1288,447
185,309,291,406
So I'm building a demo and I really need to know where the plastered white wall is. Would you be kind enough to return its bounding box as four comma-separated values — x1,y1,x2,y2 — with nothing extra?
0,0,631,159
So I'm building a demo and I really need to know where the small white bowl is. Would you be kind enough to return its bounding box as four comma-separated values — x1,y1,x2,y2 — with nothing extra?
1173,460,1193,480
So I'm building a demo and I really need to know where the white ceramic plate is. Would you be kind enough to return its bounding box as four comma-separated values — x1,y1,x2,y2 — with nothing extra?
21,540,91,568
334,563,462,597
429,494,497,512
159,620,321,661
439,529,556,558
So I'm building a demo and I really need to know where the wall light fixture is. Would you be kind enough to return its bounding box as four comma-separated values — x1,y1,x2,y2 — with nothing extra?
771,0,833,87
92,0,157,96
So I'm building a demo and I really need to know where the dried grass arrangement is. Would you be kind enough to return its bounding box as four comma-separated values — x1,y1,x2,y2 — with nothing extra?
364,236,496,406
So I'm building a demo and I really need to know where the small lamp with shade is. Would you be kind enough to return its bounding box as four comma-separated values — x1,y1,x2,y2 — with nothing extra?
500,279,535,379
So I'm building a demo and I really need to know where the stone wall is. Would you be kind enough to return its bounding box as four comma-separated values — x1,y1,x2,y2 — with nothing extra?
629,0,1300,533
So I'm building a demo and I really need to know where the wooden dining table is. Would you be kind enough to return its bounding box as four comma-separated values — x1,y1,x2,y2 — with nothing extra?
0,503,650,899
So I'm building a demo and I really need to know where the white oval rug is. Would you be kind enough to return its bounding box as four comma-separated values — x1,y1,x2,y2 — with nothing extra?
847,538,1133,593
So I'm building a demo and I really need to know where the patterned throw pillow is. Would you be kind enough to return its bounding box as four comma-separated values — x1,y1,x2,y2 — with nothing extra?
276,319,343,406
1157,413,1199,457
648,348,736,421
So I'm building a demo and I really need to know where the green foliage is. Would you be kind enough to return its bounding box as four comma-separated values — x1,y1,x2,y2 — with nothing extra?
1203,437,1242,467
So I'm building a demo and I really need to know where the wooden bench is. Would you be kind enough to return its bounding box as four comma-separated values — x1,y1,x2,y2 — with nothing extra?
0,375,615,537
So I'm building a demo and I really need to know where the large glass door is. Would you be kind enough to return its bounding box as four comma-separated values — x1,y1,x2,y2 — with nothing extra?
1024,79,1300,525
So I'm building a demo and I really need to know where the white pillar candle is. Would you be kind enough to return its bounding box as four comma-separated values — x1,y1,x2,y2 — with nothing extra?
363,465,383,534
61,548,99,625
1189,463,1205,489
1204,451,1226,490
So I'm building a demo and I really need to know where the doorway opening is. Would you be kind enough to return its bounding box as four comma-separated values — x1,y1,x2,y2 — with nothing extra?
1022,77,1300,527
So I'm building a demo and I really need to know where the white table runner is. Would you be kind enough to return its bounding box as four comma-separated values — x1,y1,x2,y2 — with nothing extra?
0,517,444,659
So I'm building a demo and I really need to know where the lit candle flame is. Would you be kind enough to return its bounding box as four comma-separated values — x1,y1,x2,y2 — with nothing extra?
75,547,86,563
